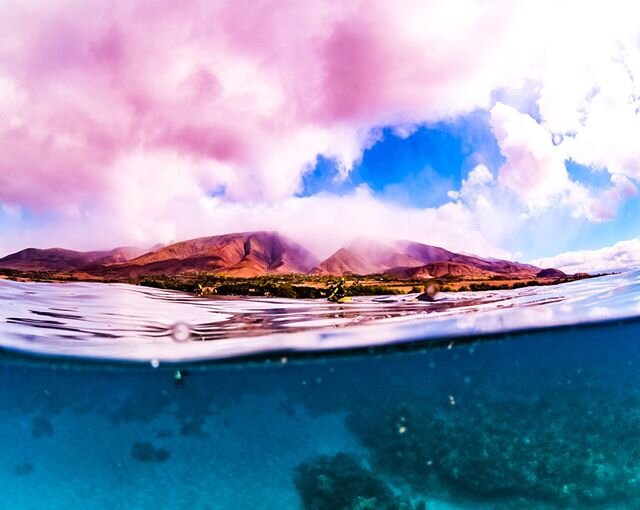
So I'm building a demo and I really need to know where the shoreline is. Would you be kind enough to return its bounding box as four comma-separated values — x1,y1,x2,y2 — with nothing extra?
0,268,603,299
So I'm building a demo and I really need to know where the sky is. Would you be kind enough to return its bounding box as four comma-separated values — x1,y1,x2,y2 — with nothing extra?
2,0,640,271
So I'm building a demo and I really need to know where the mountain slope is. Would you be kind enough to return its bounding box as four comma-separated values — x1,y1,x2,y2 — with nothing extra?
107,231,319,278
386,262,499,279
314,239,540,277
536,268,567,278
311,239,425,275
0,246,146,271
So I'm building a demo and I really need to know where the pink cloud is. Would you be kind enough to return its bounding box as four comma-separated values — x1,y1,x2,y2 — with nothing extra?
490,102,581,212
587,174,639,221
0,0,514,216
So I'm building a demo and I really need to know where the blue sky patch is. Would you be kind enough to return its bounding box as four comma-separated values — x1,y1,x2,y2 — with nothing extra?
300,111,504,208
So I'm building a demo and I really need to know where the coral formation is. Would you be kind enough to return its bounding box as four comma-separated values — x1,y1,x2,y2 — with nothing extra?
130,441,171,463
293,452,423,510
346,387,640,508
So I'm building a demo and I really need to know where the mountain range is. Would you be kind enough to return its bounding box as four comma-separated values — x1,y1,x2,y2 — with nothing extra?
0,246,148,272
0,231,559,279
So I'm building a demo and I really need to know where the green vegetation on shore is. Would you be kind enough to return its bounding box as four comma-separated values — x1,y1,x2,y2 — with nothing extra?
0,268,601,299
138,274,408,299
138,273,599,298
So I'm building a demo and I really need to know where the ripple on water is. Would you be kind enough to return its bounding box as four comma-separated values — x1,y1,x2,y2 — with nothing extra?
0,270,639,361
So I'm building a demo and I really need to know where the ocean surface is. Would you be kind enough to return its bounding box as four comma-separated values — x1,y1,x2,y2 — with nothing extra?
1,271,640,509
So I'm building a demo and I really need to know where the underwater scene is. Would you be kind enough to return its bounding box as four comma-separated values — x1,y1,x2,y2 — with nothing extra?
1,271,640,509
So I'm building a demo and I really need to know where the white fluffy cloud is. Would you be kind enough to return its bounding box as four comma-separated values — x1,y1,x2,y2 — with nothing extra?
532,238,640,274
0,185,512,260
490,102,583,213
448,164,493,201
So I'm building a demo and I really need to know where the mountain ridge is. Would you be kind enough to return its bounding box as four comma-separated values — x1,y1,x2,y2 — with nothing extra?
0,246,148,272
312,238,538,278
0,231,555,279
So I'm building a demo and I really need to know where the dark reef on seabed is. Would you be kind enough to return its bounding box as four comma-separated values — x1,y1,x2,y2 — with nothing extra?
130,441,171,463
345,390,640,508
285,321,640,509
294,452,425,510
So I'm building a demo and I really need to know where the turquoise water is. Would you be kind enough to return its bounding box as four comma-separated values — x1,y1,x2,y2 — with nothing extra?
2,273,640,508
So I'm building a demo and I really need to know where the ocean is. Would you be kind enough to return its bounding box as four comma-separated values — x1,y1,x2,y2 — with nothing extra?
1,272,640,509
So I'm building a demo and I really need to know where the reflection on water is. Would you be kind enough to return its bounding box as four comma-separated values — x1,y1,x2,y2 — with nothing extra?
1,318,640,509
0,271,639,361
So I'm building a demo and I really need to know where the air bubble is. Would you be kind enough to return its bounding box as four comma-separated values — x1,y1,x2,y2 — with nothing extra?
171,322,192,343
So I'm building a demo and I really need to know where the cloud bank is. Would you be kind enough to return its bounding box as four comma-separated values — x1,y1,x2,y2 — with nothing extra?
533,238,640,274
1,0,640,260
0,0,511,208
